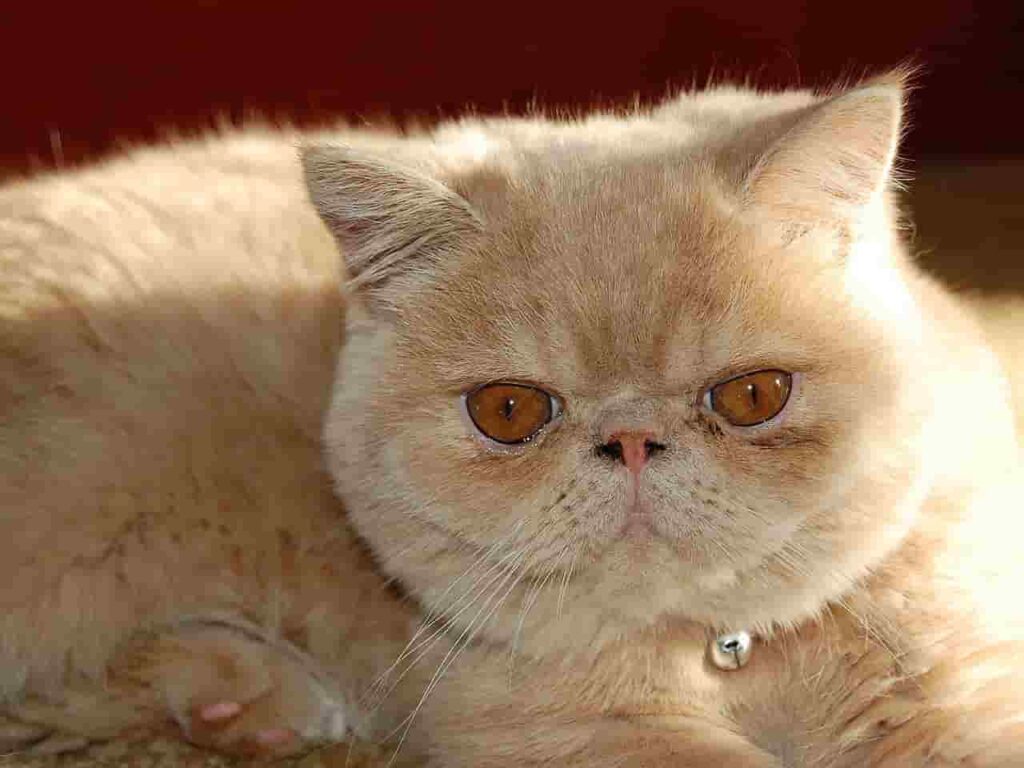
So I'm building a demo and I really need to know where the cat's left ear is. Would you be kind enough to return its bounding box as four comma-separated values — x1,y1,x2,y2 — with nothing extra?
302,145,484,311
744,72,907,223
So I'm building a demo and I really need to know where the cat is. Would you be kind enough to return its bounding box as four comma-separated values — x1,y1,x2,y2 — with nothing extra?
1,69,1022,767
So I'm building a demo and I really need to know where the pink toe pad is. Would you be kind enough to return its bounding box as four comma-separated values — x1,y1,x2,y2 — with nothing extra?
199,701,242,722
255,728,295,746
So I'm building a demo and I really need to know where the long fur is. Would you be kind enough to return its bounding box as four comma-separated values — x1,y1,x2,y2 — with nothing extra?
1,74,1022,766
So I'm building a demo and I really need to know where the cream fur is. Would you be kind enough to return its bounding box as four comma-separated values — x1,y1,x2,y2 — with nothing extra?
1,74,1022,766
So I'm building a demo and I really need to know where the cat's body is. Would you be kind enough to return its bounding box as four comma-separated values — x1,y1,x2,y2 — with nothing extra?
0,133,420,750
2,76,1022,766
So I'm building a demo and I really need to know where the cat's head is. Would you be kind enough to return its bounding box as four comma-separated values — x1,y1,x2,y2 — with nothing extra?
304,74,942,652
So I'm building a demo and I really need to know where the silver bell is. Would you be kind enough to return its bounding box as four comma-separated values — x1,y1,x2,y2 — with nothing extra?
709,631,753,671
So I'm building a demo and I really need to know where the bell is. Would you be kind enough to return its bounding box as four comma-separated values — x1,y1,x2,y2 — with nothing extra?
709,631,753,671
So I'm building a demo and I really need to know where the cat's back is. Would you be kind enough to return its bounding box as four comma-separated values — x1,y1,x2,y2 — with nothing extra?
0,132,356,687
0,131,337,314
0,131,344,434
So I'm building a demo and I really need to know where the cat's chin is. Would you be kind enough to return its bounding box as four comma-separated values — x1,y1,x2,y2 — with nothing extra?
579,501,777,585
496,503,899,656
598,524,742,589
611,515,660,545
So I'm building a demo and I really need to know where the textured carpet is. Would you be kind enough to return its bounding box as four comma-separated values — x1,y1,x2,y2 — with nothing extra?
2,738,392,768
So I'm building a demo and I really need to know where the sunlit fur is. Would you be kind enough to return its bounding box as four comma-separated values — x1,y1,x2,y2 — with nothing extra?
1,73,1022,766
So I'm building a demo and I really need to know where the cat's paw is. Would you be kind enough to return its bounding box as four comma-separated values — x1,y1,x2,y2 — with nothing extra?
129,620,349,758
184,697,339,758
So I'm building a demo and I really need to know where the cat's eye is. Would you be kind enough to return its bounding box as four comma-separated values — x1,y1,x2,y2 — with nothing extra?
708,370,792,427
464,382,560,445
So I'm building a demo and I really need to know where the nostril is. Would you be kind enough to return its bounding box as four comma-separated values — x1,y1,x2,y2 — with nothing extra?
596,438,667,465
644,440,667,458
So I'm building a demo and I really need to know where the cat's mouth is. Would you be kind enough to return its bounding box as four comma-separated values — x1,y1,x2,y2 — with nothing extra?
610,488,662,543
603,485,730,559
614,515,659,542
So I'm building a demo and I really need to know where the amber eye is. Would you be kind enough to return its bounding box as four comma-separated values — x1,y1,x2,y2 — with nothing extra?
465,382,559,445
708,370,792,427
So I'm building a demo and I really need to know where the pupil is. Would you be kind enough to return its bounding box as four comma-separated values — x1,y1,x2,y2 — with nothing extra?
502,398,516,420
747,382,758,407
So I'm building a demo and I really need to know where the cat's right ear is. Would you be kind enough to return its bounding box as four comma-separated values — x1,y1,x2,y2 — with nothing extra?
302,146,483,312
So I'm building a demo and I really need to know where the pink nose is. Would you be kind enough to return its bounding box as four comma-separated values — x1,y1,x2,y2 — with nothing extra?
597,430,666,474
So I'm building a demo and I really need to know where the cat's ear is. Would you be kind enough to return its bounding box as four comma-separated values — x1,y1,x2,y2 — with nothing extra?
302,145,483,309
744,73,906,222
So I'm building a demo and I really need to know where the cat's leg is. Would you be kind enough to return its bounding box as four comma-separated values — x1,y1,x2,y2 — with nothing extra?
111,618,351,757
4,617,352,759
808,652,1024,768
597,721,780,768
855,713,1024,768
421,715,781,768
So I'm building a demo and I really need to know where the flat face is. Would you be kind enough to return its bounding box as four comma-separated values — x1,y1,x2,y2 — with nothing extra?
325,98,932,645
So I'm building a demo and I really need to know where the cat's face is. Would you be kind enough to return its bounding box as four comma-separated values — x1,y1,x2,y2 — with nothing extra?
309,77,936,650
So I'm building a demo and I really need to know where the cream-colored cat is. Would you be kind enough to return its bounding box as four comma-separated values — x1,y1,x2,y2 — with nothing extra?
2,72,1022,766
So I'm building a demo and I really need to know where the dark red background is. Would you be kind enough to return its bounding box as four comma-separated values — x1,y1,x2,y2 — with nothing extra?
2,1,1022,177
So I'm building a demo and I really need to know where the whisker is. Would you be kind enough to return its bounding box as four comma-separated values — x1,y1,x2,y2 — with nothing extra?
507,545,565,685
556,546,578,618
367,476,584,757
385,551,529,766
364,521,527,704
364,539,529,711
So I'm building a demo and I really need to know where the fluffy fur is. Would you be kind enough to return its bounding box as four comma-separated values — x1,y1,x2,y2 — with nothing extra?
1,73,1022,766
